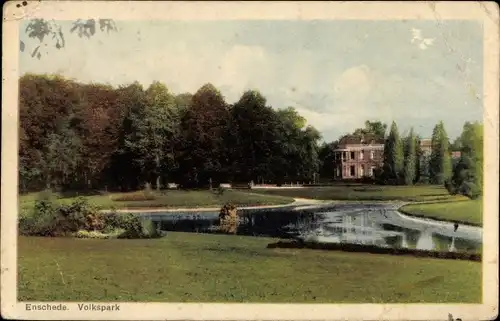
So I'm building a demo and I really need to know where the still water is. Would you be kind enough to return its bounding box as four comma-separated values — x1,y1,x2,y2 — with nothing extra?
139,203,482,254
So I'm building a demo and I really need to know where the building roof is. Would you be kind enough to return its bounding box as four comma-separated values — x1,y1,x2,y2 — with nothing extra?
337,134,384,146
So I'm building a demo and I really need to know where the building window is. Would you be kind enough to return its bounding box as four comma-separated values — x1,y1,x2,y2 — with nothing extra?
370,166,376,177
350,165,355,177
350,151,355,160
343,152,347,160
360,150,364,160
360,165,364,177
370,150,375,160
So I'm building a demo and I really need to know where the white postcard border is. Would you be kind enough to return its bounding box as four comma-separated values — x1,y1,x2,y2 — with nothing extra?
2,1,499,320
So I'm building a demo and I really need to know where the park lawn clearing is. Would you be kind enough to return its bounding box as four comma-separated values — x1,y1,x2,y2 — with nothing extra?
19,190,293,215
399,199,482,226
18,232,481,303
250,184,464,202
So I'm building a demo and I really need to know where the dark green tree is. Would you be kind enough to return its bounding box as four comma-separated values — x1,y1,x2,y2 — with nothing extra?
403,128,417,185
382,121,405,184
429,121,452,185
179,83,230,187
448,122,483,198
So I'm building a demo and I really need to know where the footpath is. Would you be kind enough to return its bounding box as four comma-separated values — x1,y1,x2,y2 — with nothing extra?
100,197,327,214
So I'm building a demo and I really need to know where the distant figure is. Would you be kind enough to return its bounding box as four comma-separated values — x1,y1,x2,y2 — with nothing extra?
454,223,459,232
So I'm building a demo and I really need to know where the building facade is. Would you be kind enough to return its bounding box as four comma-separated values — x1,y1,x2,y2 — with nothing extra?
332,135,384,180
332,135,454,180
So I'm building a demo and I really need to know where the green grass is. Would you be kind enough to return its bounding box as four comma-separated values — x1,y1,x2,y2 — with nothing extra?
399,199,483,226
18,232,481,303
19,190,293,215
251,185,465,202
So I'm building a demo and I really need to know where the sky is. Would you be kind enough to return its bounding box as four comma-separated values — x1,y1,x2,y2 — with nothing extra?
19,20,483,142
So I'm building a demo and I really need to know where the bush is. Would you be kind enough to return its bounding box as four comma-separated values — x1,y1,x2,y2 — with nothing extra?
101,212,162,239
459,181,481,200
444,179,458,195
20,197,100,236
19,198,60,236
19,196,164,239
116,215,162,239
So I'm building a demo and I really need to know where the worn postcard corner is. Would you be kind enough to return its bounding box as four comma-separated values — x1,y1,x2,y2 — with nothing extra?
2,1,499,321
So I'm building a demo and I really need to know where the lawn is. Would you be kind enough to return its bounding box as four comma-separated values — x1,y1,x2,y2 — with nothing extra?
250,185,466,202
19,189,294,215
18,232,481,303
399,199,483,226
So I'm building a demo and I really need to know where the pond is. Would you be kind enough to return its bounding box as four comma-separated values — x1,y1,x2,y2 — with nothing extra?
137,203,482,254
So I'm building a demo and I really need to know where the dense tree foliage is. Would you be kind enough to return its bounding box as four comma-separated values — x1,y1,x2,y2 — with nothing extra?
381,121,405,184
353,120,387,140
403,128,418,185
19,74,322,192
447,122,483,198
429,121,452,185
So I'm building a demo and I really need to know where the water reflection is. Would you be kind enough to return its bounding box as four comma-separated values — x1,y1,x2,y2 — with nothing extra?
143,205,481,254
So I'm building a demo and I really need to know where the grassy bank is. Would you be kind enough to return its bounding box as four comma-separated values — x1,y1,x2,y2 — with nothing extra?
399,199,483,226
20,190,293,215
251,185,465,202
18,232,481,303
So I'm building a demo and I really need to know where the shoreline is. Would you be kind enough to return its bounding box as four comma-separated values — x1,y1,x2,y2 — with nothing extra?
99,196,482,230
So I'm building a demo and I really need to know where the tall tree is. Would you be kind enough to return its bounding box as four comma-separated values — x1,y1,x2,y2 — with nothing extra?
448,122,483,198
429,121,452,185
382,121,405,184
111,82,148,190
231,90,282,183
403,128,417,185
179,83,230,186
125,81,180,189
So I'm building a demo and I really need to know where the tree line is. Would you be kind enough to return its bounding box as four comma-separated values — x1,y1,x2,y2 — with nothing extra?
19,74,321,192
19,73,483,198
377,120,483,198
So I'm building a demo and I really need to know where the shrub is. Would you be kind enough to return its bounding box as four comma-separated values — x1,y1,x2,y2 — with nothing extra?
444,179,458,195
19,197,103,236
19,198,59,236
459,181,481,200
116,215,162,239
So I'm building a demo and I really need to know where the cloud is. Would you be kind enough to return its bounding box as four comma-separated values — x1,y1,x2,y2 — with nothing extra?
410,28,435,50
333,65,373,99
19,21,482,141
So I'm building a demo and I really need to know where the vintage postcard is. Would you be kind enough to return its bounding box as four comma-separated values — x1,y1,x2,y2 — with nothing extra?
2,1,499,320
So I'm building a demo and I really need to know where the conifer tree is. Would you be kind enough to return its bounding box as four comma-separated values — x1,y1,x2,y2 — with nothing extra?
382,121,404,184
429,121,452,184
404,128,417,185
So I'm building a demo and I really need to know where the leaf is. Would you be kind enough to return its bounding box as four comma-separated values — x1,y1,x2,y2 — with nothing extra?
20,41,25,52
